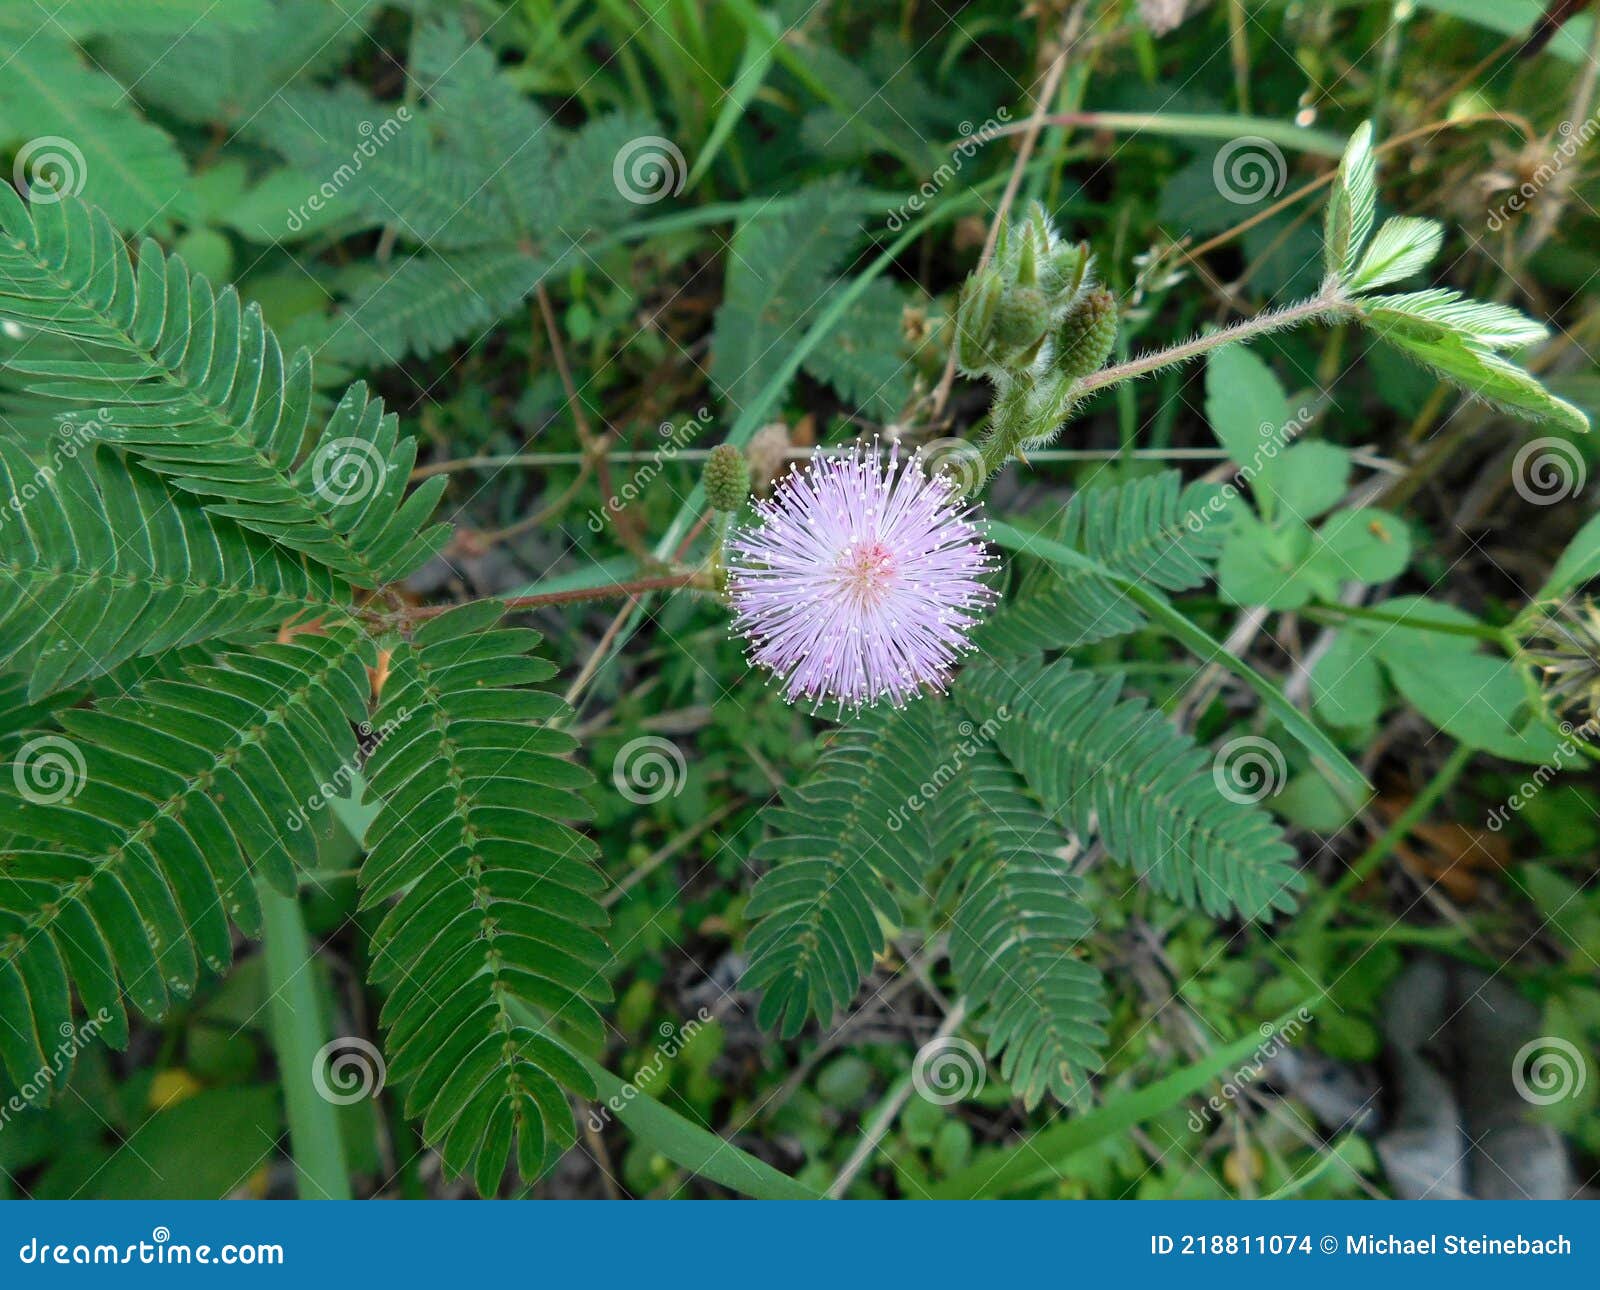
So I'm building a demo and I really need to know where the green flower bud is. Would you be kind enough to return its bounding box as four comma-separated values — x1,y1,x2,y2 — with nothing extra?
1016,224,1040,287
1053,288,1117,381
704,443,751,512
955,269,1004,371
992,286,1051,355
1046,239,1089,298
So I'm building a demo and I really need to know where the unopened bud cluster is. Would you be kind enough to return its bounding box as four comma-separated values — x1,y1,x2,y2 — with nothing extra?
954,203,1118,468
704,443,751,512
1523,598,1600,726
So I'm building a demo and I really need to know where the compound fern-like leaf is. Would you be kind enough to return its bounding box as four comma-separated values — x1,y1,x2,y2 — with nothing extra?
742,705,938,1037
263,20,654,368
0,187,448,587
934,730,1108,1109
0,441,348,699
360,601,608,1194
959,657,1303,920
0,629,371,1093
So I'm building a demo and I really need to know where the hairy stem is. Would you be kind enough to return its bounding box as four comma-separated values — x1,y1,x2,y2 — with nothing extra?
1075,289,1352,397
977,289,1353,484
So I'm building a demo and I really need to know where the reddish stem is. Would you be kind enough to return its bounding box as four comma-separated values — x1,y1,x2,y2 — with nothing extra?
388,572,699,623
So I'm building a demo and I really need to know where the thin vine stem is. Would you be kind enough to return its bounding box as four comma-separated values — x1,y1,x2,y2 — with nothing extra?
1309,742,1476,926
412,445,1402,479
1301,603,1508,645
370,571,704,627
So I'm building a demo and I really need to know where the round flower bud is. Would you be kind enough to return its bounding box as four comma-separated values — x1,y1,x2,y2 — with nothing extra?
992,286,1051,353
1054,288,1117,381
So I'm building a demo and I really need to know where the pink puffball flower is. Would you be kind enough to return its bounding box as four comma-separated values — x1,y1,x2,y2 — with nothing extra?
725,442,997,710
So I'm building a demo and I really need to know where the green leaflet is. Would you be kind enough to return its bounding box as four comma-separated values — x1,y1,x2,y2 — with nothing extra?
1347,216,1443,292
1323,121,1375,281
1364,321,1589,435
